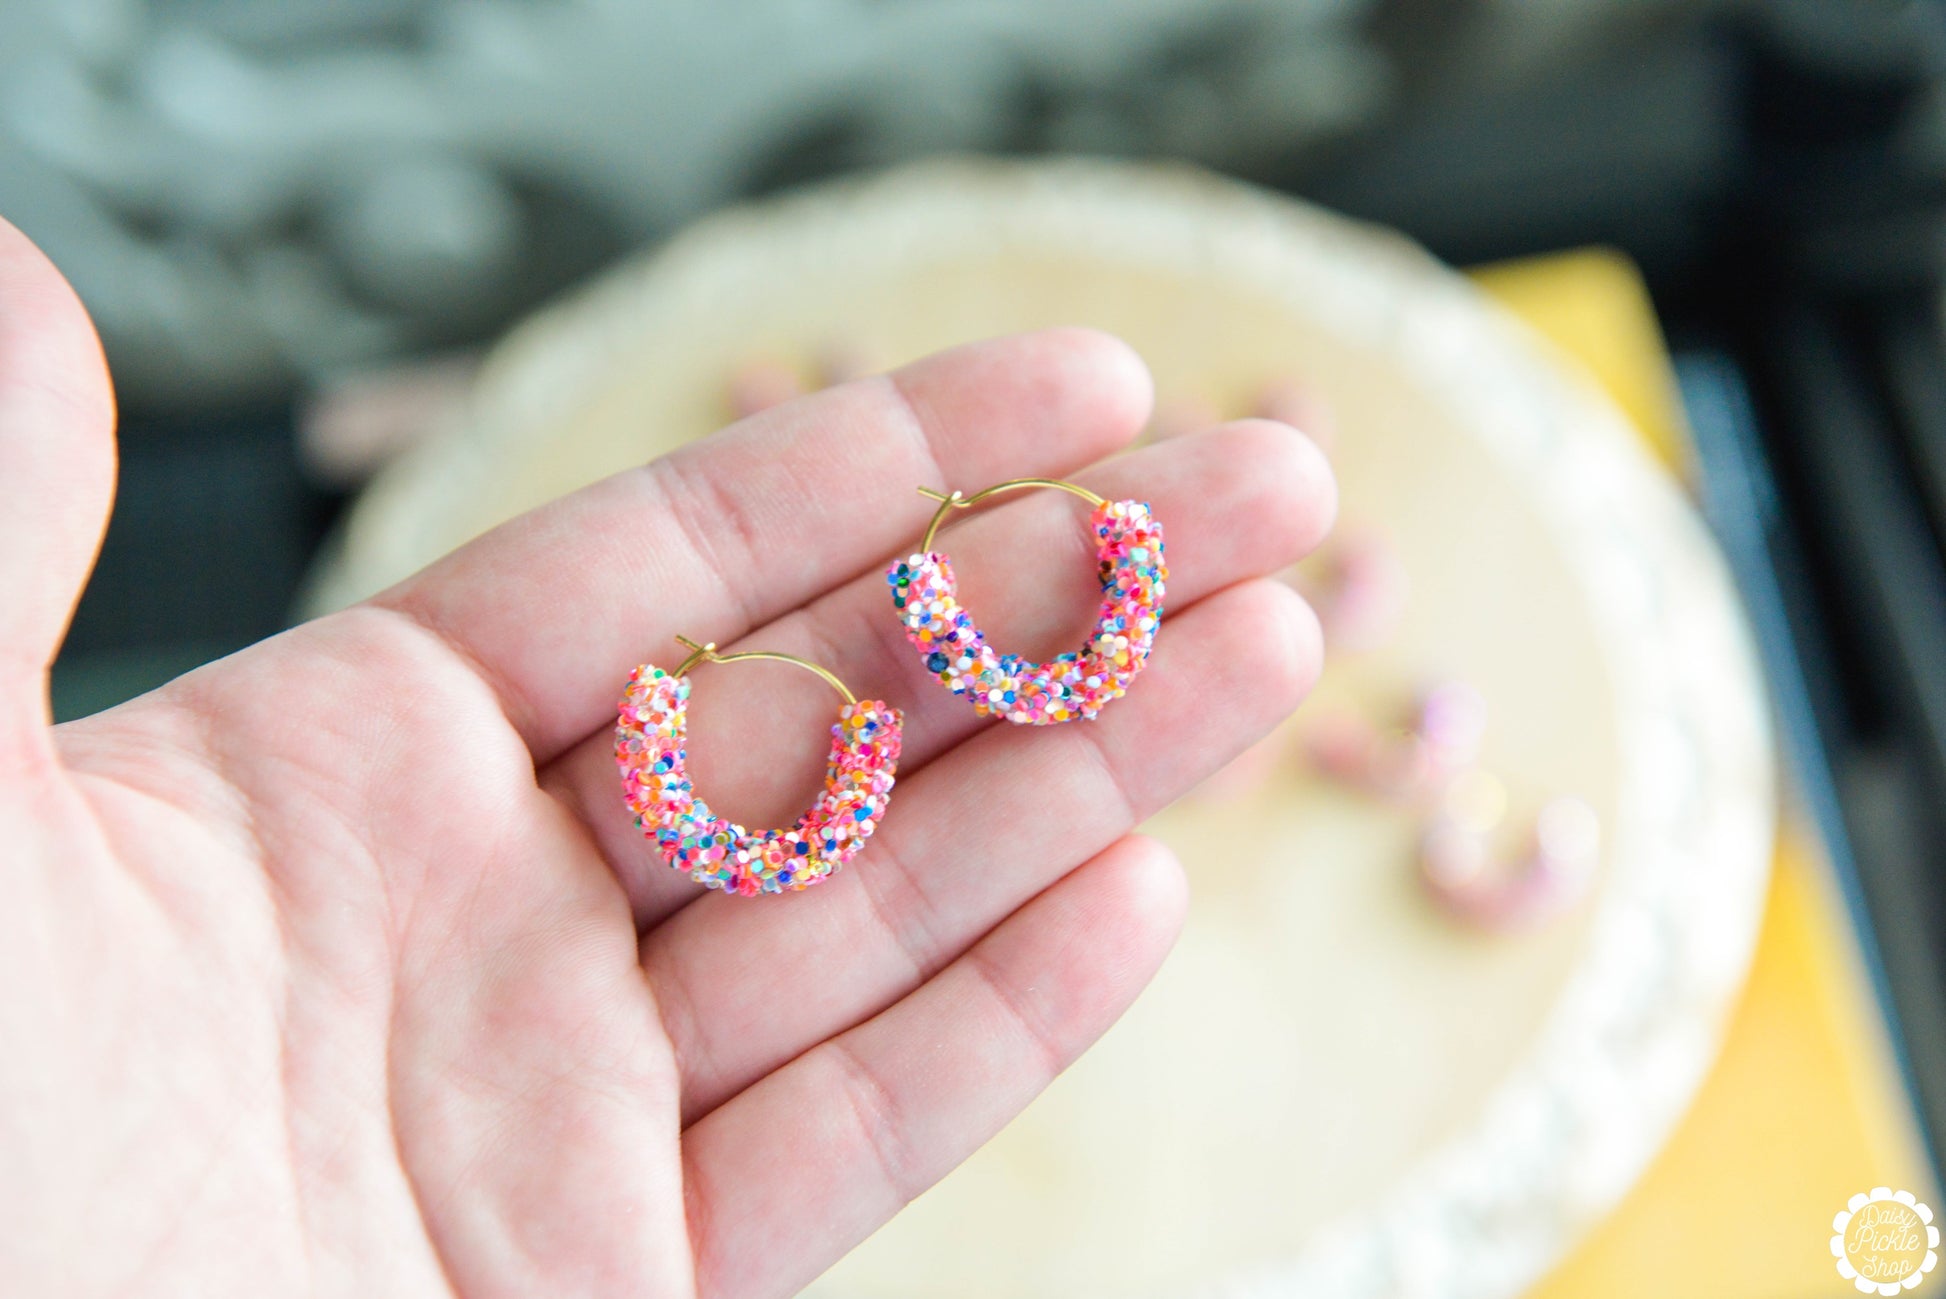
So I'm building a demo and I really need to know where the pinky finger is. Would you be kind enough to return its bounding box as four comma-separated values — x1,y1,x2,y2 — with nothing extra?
680,834,1188,1299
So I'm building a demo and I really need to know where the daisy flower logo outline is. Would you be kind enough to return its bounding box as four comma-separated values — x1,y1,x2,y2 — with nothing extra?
1834,1187,1939,1295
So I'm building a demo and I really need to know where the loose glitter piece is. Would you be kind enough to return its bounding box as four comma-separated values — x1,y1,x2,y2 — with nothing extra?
888,498,1166,724
615,667,902,895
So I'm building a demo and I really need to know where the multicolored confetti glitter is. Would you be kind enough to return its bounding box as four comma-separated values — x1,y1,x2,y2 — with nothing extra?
615,667,902,895
888,498,1166,724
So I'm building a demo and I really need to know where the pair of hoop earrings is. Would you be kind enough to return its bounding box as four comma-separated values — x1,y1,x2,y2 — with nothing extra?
615,478,1168,896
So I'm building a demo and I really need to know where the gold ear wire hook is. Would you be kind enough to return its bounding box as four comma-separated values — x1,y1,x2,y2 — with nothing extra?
915,478,1107,552
672,634,858,706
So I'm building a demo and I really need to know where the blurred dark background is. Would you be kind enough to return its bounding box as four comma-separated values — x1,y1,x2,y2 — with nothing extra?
7,0,1946,1185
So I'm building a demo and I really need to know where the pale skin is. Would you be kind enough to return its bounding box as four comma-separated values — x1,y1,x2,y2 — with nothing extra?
0,218,1336,1298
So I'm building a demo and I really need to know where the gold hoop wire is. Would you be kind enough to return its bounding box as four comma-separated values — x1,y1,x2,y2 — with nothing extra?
672,635,858,706
915,477,1107,553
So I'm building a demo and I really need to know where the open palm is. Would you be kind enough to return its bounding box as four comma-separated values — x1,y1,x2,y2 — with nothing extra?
0,220,1333,1298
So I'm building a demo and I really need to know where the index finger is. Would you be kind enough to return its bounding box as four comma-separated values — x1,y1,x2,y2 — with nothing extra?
372,329,1154,762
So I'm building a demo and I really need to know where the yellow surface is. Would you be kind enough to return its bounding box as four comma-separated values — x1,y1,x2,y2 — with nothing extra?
1471,250,1936,1296
1471,250,1692,481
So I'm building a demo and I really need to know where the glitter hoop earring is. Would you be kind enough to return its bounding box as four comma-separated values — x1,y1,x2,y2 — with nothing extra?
887,478,1166,724
615,636,902,896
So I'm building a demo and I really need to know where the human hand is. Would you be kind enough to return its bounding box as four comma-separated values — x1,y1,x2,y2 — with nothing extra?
0,219,1334,1298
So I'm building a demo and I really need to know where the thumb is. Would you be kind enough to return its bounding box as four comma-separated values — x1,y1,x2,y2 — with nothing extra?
0,217,116,722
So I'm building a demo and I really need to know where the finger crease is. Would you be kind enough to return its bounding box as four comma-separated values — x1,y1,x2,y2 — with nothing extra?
964,941,1067,1083
852,828,941,983
1069,720,1142,831
652,455,764,632
827,1036,921,1208
879,372,954,515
